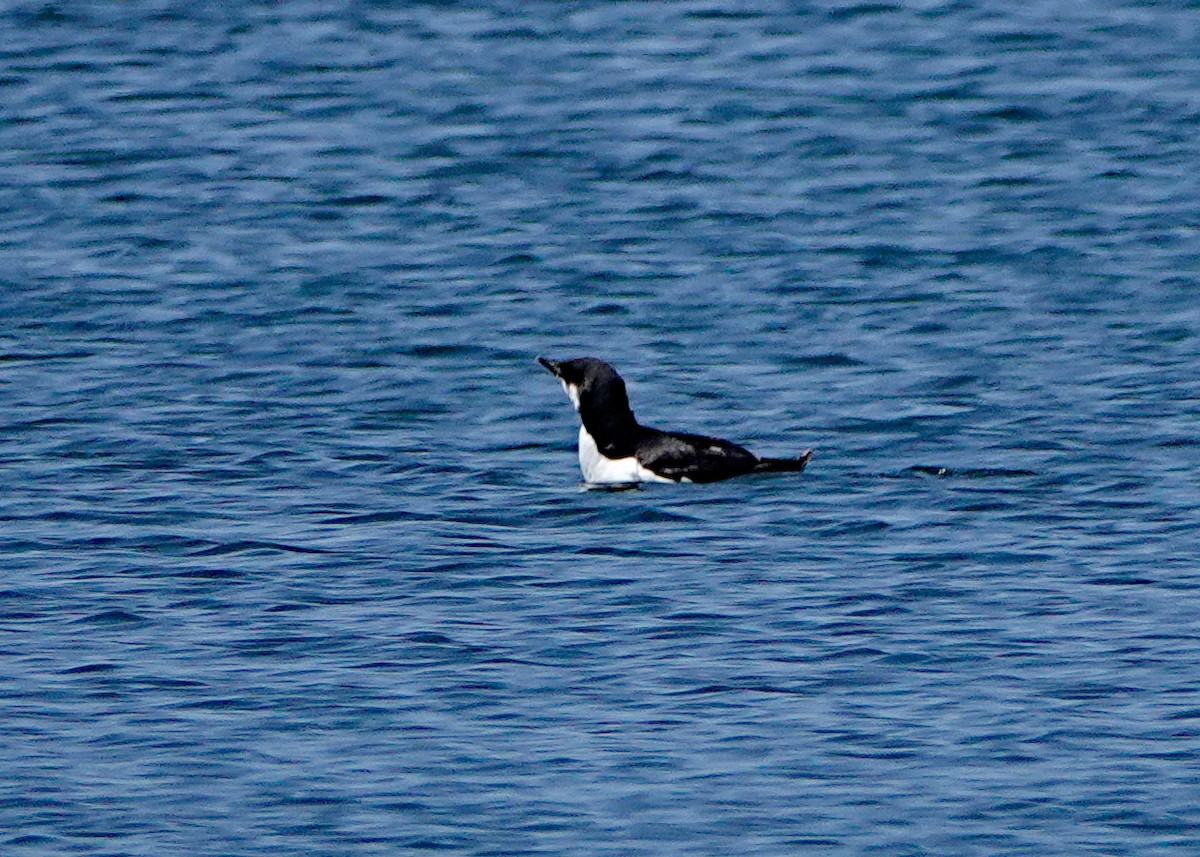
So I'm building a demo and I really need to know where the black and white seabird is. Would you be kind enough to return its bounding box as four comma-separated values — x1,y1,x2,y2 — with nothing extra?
538,356,813,484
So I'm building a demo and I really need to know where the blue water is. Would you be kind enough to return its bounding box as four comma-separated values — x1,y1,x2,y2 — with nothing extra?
3,2,1200,854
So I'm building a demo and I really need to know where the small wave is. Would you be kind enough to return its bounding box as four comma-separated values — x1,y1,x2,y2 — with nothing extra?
187,540,332,557
60,662,119,674
71,609,149,626
906,465,1038,478
782,352,863,368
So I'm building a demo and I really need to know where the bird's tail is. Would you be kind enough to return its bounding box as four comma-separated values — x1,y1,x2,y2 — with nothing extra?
753,449,814,474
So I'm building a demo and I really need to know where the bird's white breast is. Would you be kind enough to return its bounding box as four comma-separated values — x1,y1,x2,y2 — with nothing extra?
577,425,673,484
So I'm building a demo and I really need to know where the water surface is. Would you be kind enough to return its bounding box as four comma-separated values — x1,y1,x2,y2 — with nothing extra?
3,2,1200,855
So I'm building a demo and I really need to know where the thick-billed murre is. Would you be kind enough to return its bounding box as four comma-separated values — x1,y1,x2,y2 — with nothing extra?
539,356,813,484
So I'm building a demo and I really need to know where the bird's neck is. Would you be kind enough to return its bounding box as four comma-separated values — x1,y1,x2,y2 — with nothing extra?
579,391,639,457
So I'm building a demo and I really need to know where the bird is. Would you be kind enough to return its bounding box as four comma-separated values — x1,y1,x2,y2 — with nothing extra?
538,356,812,484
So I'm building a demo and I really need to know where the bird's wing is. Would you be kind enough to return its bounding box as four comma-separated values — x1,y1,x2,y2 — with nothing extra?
635,429,758,483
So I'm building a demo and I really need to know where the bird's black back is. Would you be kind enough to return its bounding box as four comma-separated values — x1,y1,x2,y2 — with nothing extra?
633,427,759,483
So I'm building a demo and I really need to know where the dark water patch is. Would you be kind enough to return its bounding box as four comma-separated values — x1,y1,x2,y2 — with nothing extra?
70,610,150,626
403,631,461,646
781,352,863,369
73,534,210,556
349,405,452,429
783,838,842,849
950,499,1013,512
5,834,63,847
817,518,889,537
1047,682,1139,701
683,9,764,20
582,301,629,317
318,510,420,525
263,602,313,613
228,635,341,659
906,465,1039,478
604,506,698,525
404,343,484,359
974,105,1048,123
105,88,226,105
834,416,928,436
171,567,245,581
186,540,333,557
0,349,94,362
897,583,971,601
678,683,809,696
178,696,262,712
493,251,540,266
980,29,1062,49
323,194,393,207
886,550,977,567
826,3,902,21
580,482,643,493
976,173,1042,188
573,544,666,559
846,603,909,618
60,662,120,675
136,676,207,690
813,646,889,662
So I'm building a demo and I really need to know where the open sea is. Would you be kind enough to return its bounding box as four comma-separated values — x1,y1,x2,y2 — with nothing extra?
3,1,1200,854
